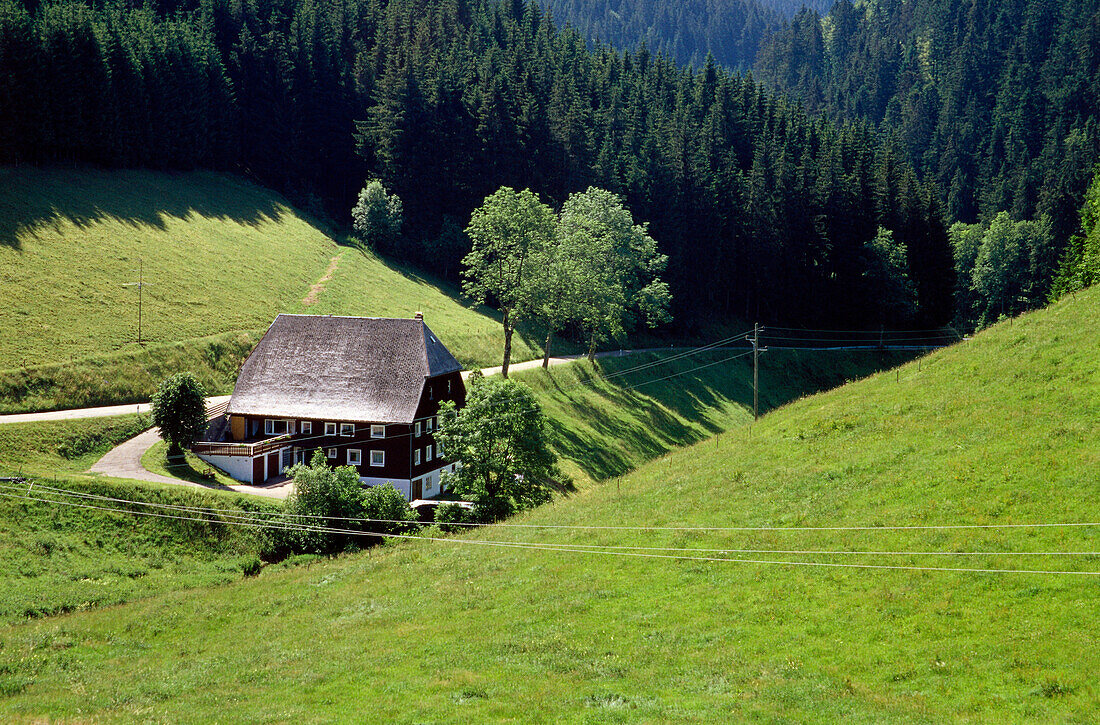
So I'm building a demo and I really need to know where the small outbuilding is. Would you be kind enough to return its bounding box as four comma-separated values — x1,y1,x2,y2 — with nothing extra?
193,312,465,500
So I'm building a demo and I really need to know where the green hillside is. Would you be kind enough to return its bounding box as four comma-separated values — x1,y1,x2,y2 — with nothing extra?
2,288,1098,721
0,167,537,411
513,348,912,484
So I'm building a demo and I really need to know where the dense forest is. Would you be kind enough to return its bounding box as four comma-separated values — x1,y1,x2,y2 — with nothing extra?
520,0,1100,321
533,0,830,70
0,0,954,330
754,0,1100,254
533,0,782,70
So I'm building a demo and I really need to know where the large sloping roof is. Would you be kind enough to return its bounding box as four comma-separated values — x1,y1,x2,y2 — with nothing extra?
227,314,462,424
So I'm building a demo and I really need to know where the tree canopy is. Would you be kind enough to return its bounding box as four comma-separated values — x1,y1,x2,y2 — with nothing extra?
351,180,403,254
463,187,557,377
436,372,562,521
150,372,207,454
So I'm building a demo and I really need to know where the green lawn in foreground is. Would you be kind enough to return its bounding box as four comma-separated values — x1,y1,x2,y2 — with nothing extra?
1,289,1096,720
0,416,279,626
0,166,537,411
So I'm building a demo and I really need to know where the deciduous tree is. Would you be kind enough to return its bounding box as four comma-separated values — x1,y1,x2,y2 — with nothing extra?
150,372,208,455
558,187,671,360
436,372,562,521
462,187,556,377
351,179,403,253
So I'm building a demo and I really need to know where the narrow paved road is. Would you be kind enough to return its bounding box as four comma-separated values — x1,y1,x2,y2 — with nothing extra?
8,353,630,499
0,395,232,425
87,426,291,499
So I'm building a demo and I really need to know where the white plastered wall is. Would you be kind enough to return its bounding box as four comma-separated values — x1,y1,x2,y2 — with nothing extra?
194,452,255,483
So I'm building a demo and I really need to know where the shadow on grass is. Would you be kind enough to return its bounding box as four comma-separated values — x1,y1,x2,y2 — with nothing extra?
0,167,300,249
541,349,917,481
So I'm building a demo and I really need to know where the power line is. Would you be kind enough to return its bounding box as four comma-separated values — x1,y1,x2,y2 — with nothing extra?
203,348,757,455
4,490,1098,577
8,481,1100,534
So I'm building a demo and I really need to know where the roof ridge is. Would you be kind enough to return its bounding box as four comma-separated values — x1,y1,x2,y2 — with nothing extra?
275,313,423,321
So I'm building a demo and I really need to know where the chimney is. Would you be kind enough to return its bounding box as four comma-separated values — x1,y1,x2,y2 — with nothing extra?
414,311,423,321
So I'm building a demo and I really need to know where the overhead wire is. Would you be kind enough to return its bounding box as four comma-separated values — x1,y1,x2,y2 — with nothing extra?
3,489,1098,576
7,481,1100,534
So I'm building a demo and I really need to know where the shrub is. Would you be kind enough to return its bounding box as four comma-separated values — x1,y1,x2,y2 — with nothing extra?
435,502,478,534
283,451,420,554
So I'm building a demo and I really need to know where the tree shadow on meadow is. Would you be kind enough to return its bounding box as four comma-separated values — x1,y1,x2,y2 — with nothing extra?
0,167,296,250
541,349,916,481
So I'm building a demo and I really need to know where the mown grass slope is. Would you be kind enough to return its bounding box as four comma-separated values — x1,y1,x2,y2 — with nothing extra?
0,416,279,626
0,167,537,411
515,348,912,483
1,289,1098,721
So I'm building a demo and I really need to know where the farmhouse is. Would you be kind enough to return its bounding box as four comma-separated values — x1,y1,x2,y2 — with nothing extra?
192,313,465,500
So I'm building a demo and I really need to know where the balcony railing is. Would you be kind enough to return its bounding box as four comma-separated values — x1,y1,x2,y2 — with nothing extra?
191,434,291,458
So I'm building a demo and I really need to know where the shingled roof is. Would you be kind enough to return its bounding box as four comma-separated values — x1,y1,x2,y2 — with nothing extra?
226,314,463,424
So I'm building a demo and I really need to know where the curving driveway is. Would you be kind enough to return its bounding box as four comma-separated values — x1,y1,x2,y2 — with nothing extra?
4,351,665,498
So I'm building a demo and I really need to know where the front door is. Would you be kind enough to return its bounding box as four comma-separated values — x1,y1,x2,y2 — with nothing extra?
267,451,280,480
411,478,422,500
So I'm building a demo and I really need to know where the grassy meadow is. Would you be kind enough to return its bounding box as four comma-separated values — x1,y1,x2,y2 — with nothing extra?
0,166,537,412
515,348,913,484
1,285,1097,720
0,415,280,627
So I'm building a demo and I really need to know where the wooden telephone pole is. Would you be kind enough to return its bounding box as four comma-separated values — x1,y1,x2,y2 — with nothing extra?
749,323,766,420
122,259,150,345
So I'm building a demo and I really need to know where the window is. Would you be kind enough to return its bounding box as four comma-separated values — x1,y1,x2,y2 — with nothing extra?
414,448,421,465
370,424,385,438
414,421,422,437
426,417,433,433
326,448,336,459
324,422,337,436
428,385,433,401
437,439,443,457
340,423,354,437
370,450,384,467
264,419,288,435
426,444,433,462
300,421,312,435
447,379,452,394
347,449,362,466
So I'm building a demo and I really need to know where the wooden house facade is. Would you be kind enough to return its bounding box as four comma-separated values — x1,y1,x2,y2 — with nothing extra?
192,313,465,500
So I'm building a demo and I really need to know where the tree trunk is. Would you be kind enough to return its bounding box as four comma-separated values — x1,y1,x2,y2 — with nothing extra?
542,330,553,368
587,333,597,362
501,308,513,378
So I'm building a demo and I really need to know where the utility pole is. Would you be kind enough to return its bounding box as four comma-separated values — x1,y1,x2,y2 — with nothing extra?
749,322,765,421
122,259,150,345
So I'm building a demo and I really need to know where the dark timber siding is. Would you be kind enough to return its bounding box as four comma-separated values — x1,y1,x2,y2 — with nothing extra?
232,370,464,483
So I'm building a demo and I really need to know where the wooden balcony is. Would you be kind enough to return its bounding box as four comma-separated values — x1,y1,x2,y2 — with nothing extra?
190,434,290,458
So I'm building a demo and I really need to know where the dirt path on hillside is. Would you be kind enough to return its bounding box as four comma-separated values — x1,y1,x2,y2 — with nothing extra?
302,254,341,305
